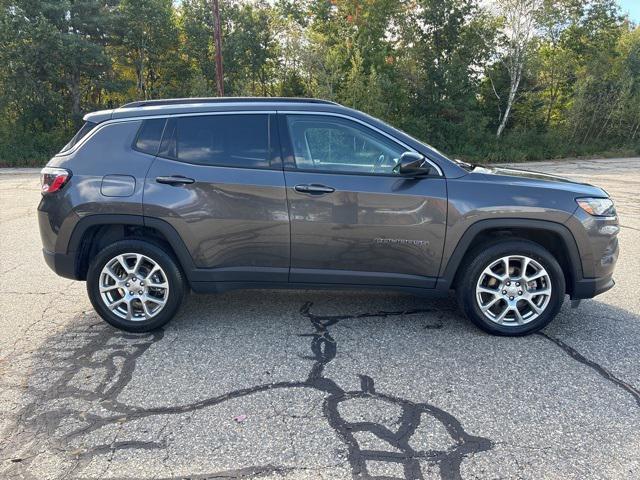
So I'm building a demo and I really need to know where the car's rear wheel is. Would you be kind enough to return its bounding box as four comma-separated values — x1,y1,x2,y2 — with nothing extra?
456,240,565,336
87,240,186,332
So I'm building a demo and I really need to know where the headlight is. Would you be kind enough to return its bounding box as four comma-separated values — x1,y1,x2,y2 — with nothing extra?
576,197,616,217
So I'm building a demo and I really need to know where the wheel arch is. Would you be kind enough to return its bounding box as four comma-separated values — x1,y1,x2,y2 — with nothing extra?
67,215,195,281
438,219,584,295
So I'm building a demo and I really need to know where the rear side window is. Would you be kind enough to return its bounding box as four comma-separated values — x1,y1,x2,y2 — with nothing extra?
60,121,98,153
162,114,270,169
134,119,166,155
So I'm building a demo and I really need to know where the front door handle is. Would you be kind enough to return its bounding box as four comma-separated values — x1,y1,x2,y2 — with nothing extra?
294,184,335,195
156,175,195,186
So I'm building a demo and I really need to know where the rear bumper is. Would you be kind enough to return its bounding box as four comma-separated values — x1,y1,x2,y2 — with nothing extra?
43,249,77,280
571,275,615,299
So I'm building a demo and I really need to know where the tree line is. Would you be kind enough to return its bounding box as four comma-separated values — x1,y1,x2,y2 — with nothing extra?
1,0,638,166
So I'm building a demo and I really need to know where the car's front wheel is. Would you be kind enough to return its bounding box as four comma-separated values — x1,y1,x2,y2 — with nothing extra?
87,240,186,332
456,240,565,336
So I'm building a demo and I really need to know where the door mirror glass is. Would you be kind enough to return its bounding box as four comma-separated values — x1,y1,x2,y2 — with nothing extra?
393,152,435,177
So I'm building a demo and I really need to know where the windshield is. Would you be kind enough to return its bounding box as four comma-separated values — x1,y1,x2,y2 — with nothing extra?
60,121,98,153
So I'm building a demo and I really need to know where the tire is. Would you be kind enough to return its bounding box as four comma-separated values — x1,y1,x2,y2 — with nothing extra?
86,239,186,332
456,239,565,336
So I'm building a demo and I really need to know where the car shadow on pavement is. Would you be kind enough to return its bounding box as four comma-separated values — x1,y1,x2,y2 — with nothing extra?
2,290,639,479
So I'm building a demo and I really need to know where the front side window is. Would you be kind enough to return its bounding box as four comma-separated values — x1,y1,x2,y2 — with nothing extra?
286,115,406,175
165,114,269,168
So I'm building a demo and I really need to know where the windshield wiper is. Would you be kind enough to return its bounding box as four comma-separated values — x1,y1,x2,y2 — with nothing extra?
453,158,475,171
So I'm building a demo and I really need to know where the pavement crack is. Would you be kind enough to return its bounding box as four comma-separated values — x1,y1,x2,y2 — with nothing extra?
538,332,640,407
300,302,490,480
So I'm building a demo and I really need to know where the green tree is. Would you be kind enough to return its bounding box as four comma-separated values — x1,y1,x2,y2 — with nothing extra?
1,0,115,125
399,0,496,149
221,1,280,95
179,0,216,96
113,0,182,99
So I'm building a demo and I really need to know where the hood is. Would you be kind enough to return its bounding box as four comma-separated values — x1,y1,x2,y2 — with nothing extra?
470,165,609,197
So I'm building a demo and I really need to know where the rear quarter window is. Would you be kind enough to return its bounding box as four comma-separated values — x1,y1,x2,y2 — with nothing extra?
134,119,166,155
60,121,98,153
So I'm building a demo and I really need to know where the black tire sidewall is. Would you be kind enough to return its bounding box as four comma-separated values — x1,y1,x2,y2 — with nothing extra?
87,240,185,332
458,240,565,336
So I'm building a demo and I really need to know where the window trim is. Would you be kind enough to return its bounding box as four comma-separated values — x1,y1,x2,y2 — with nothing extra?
279,111,444,177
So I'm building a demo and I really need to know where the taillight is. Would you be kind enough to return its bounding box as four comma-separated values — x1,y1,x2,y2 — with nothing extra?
40,167,71,194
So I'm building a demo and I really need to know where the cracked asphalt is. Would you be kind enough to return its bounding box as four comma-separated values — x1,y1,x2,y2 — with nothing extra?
1,158,639,480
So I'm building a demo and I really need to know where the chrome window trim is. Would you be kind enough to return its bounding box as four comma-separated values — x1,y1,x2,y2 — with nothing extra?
278,110,444,177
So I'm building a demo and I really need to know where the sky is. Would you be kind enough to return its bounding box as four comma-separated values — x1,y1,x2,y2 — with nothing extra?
619,0,640,23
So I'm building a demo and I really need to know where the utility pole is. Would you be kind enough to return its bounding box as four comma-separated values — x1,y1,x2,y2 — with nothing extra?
211,0,224,97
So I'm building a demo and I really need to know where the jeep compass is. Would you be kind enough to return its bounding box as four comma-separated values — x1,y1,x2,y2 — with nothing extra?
38,98,619,335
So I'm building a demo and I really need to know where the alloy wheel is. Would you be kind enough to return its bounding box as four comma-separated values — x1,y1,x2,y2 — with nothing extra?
475,255,552,326
99,253,170,321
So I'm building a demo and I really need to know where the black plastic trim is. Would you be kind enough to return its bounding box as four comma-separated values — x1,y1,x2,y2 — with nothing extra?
67,214,146,253
187,266,289,283
572,275,615,299
290,268,437,288
190,280,449,297
437,218,585,292
64,214,195,280
42,249,77,280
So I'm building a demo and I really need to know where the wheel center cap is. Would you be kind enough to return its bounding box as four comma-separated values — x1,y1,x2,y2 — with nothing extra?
126,277,143,292
505,285,519,297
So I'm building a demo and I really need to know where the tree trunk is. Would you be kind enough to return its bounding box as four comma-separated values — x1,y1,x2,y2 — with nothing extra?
631,120,639,140
69,70,82,126
488,74,503,125
211,0,224,97
135,48,146,99
497,70,521,138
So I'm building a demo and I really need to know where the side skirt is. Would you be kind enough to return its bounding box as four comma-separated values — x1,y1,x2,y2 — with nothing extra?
190,281,449,298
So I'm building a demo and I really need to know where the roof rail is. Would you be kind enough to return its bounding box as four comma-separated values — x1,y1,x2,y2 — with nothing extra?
119,97,338,109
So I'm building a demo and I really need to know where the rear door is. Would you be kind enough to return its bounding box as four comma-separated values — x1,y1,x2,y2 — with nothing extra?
143,112,290,284
279,112,447,289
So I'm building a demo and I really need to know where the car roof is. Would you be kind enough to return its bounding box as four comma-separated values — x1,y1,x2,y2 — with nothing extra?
84,97,347,123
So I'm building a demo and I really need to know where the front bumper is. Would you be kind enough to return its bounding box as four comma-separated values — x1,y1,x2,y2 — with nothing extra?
571,274,615,299
43,249,77,280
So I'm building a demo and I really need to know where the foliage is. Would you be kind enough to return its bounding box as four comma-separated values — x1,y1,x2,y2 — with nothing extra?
0,0,639,166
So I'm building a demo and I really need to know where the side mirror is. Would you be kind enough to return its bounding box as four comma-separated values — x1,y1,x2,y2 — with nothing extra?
393,152,434,177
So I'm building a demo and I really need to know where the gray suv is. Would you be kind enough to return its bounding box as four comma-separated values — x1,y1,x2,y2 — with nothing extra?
38,98,619,335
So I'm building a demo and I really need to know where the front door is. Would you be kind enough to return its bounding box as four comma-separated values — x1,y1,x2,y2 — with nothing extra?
279,113,447,289
144,113,290,284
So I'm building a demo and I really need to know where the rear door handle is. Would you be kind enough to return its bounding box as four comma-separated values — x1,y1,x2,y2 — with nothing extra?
294,184,335,195
156,175,195,186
